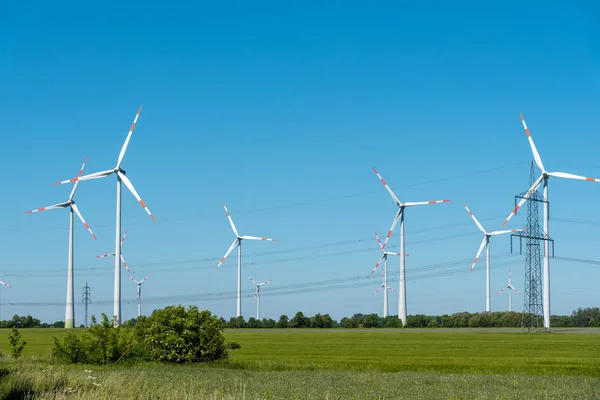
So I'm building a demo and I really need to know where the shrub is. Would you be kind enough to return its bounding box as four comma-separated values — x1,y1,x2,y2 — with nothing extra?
142,305,228,363
226,341,241,349
8,326,26,358
52,313,138,365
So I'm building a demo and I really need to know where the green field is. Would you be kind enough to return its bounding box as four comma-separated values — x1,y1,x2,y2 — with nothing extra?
1,328,599,399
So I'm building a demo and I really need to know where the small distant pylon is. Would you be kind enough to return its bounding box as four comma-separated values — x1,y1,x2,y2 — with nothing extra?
510,161,554,332
82,282,91,328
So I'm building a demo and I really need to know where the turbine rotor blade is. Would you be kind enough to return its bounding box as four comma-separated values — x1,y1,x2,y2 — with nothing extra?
470,236,488,272
55,169,114,185
381,208,402,251
374,231,384,251
520,113,545,172
463,203,486,234
222,203,239,237
120,254,131,274
501,175,544,227
25,202,69,214
118,171,156,222
71,203,97,240
489,227,526,235
69,156,88,200
240,236,275,241
0,280,10,287
404,200,450,206
117,106,142,169
373,167,402,206
548,171,600,182
370,254,386,275
216,239,239,270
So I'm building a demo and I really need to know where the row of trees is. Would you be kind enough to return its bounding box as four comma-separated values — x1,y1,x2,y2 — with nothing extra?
4,307,599,329
221,308,600,329
0,315,64,329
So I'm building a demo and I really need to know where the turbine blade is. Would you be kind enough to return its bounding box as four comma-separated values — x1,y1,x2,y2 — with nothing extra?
216,239,238,270
25,202,69,214
387,286,396,292
374,231,384,251
222,203,239,237
121,230,129,246
120,254,131,274
96,253,115,259
370,254,386,275
381,208,402,251
373,167,402,205
384,252,409,256
404,200,451,206
489,227,526,235
140,275,150,283
510,286,522,295
259,280,271,286
253,291,257,302
548,171,600,182
248,275,258,286
55,169,114,185
240,236,275,241
501,175,544,227
373,285,384,295
496,287,507,294
118,172,156,222
69,156,88,200
0,280,10,287
71,203,97,240
117,106,142,169
463,203,486,234
470,236,488,272
520,113,545,172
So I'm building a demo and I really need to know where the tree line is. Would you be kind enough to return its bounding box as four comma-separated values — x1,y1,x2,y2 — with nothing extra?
2,307,598,329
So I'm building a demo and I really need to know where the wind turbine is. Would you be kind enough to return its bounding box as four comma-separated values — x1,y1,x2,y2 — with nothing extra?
128,274,150,318
0,279,10,321
497,269,521,312
463,203,525,312
25,157,96,329
370,231,408,317
501,113,600,328
248,275,271,320
373,167,450,325
55,107,156,326
96,230,132,274
215,203,275,318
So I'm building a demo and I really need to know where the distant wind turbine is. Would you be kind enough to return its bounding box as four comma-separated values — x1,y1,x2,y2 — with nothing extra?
96,230,132,275
373,167,450,325
248,275,271,320
501,113,600,328
463,203,525,312
216,203,275,317
497,270,521,312
56,107,156,326
129,274,150,318
370,231,407,317
0,279,10,321
25,157,97,329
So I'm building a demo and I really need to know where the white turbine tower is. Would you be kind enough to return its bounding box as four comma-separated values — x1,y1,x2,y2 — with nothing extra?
373,167,450,325
56,107,156,326
370,231,408,317
96,230,132,275
129,274,150,318
497,270,521,312
501,113,600,328
463,203,525,312
248,275,271,320
26,157,97,329
215,203,275,318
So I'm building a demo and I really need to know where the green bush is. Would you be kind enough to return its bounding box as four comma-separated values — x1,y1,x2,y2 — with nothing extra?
8,326,26,358
52,313,138,365
142,305,228,363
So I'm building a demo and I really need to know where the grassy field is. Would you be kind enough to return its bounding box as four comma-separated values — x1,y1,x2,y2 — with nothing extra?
0,328,599,399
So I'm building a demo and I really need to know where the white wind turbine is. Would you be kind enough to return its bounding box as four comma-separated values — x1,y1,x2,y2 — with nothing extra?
373,167,450,325
96,230,132,275
215,203,275,317
370,231,408,317
128,274,150,318
497,269,521,312
463,203,525,312
56,107,156,326
26,157,97,329
248,275,271,320
501,113,600,328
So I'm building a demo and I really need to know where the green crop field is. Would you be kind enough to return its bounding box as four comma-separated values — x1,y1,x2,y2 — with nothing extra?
1,328,599,399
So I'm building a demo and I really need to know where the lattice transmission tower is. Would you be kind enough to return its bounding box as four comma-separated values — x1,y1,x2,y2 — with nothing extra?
510,161,554,332
82,282,91,328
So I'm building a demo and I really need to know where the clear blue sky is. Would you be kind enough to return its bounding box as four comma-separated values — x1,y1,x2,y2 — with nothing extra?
1,1,599,324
